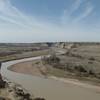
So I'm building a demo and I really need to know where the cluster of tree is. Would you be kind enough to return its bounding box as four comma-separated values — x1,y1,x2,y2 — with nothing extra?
52,62,97,78
41,54,60,65
41,54,100,79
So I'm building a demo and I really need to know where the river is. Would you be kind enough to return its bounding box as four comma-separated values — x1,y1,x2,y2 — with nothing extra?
1,56,100,100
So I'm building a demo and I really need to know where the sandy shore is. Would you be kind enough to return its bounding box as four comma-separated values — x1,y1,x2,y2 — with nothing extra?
9,60,47,77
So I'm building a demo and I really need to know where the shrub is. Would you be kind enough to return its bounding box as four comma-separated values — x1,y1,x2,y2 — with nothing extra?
49,54,60,63
88,70,95,76
88,61,93,64
34,98,45,100
74,65,87,73
42,54,60,65
89,57,95,61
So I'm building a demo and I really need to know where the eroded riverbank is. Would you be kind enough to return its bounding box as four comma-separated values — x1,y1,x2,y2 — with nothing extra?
0,78,35,100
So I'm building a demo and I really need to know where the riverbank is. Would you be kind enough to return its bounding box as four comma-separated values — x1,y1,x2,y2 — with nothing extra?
0,78,34,100
9,60,47,77
9,59,100,93
0,77,47,100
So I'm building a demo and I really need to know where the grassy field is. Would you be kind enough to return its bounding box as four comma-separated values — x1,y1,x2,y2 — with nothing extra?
0,43,50,62
41,43,100,84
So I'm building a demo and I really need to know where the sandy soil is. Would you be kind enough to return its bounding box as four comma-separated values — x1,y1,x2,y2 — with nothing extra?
9,60,47,77
49,76,100,93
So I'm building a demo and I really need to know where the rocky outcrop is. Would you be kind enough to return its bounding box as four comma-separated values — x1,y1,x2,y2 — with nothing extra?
13,86,33,100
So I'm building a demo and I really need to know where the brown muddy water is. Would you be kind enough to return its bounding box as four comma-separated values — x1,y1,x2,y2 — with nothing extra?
1,57,100,100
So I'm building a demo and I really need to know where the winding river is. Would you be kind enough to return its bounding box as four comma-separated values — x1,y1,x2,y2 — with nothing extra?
1,56,100,100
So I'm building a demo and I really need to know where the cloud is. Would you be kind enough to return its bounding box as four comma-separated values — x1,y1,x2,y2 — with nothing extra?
0,0,62,35
0,0,98,42
61,0,94,24
74,2,94,22
0,0,45,30
0,0,28,28
0,0,94,30
70,0,82,14
61,0,82,24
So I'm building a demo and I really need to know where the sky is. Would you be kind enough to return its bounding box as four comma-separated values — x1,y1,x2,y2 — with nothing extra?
0,0,100,43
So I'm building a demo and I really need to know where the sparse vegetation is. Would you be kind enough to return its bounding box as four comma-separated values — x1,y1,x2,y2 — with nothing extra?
89,57,95,61
0,43,50,62
42,54,60,65
34,98,45,100
1,43,100,99
40,43,100,83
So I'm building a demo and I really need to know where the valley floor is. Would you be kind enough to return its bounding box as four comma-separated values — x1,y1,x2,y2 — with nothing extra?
9,59,100,93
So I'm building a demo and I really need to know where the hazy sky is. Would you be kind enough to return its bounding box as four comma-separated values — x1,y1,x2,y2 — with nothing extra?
0,0,100,43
